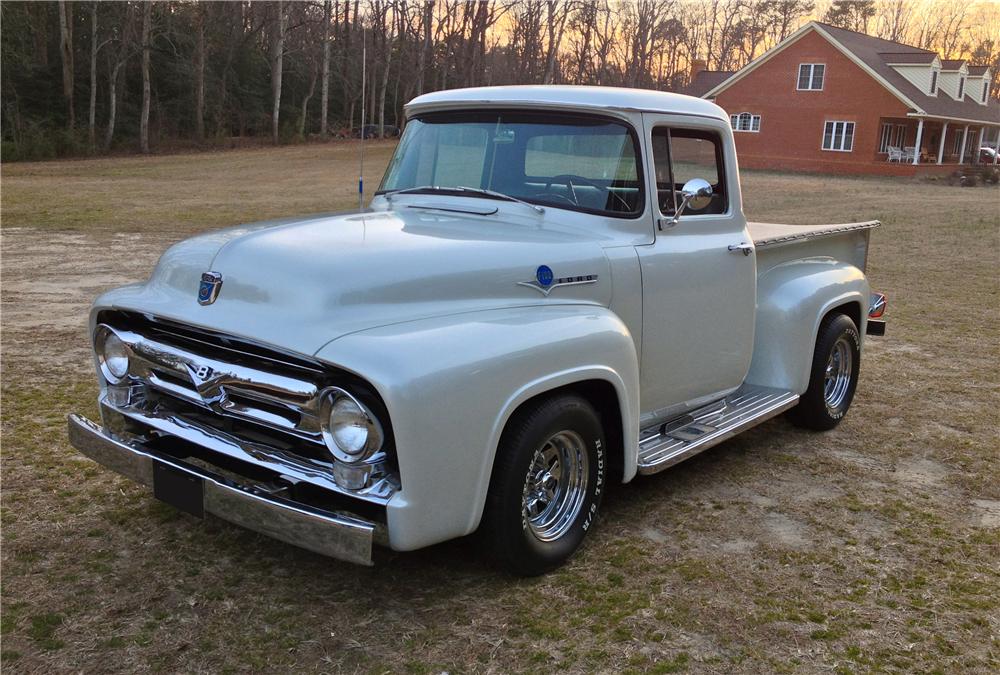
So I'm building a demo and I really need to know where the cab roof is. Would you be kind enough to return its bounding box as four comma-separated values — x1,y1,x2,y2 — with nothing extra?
405,85,728,121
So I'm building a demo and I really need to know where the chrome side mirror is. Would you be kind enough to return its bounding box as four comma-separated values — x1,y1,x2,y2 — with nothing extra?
661,178,713,229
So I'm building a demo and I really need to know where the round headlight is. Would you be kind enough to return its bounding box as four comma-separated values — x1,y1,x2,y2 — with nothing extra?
321,389,384,464
96,325,130,383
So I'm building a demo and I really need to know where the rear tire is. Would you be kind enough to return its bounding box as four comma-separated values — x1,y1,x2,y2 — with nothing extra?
482,394,606,576
791,313,861,431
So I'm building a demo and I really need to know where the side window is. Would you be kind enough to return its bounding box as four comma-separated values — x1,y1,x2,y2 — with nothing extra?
659,128,727,216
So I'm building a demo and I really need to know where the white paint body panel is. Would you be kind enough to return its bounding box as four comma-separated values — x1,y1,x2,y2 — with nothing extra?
86,87,880,552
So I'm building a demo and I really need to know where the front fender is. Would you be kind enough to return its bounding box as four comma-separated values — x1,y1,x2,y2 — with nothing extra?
314,304,640,551
745,258,868,394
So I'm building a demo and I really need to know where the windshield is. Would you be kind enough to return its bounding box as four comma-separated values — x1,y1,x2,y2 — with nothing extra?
377,111,643,217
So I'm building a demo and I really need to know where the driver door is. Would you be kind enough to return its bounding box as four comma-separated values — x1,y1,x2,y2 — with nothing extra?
636,115,756,422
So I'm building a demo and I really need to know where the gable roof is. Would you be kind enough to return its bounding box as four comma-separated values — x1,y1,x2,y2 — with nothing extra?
940,59,966,70
968,65,991,76
704,21,1000,126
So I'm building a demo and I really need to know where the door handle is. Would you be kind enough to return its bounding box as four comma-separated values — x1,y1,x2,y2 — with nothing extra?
728,243,753,256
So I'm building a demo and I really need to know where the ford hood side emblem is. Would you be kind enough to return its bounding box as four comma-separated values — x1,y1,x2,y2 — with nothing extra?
518,266,598,296
198,271,223,305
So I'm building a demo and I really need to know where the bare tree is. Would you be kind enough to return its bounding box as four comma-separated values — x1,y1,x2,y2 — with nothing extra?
320,0,332,135
58,0,75,130
89,1,98,147
417,0,434,93
874,0,913,43
140,1,151,153
194,2,206,141
104,3,135,151
270,0,286,144
543,0,572,84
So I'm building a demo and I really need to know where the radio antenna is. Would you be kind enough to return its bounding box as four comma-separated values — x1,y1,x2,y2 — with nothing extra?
358,25,367,210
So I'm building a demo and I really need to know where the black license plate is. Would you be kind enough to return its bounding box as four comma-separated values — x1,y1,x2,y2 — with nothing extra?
153,461,205,518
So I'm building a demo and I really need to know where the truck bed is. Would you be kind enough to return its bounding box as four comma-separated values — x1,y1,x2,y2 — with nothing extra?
749,221,880,249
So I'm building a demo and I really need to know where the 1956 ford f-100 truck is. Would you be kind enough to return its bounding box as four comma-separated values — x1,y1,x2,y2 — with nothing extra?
69,86,887,575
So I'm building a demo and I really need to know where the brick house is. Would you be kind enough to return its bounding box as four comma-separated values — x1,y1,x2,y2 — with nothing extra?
689,22,1000,176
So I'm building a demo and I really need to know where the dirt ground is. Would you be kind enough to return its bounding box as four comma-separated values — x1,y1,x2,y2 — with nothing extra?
1,143,998,673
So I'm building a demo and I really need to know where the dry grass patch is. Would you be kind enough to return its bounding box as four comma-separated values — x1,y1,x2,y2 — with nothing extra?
2,145,998,673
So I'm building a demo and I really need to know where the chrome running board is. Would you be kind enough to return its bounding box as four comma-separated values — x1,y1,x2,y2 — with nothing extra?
637,385,799,475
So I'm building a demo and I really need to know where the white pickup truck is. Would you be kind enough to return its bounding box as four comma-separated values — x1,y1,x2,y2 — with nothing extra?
69,86,886,575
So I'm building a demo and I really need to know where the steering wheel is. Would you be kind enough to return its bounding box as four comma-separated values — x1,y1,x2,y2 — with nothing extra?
533,174,632,211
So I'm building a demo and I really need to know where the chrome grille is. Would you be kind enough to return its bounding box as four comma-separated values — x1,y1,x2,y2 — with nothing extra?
114,326,326,443
122,327,325,437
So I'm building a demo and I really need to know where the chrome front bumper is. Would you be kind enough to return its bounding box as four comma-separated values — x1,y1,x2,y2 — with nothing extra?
67,414,376,565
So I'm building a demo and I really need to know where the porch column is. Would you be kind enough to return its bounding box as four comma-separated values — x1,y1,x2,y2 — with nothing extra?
995,128,999,165
937,122,948,164
959,124,970,164
976,127,984,164
912,119,923,164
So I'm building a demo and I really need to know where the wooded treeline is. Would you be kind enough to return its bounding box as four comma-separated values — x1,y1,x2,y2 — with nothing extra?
3,0,998,160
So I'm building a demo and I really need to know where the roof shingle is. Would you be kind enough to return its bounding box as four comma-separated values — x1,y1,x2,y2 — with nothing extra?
814,23,999,125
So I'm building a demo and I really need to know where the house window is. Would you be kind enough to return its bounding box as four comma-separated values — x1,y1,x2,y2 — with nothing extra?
984,80,990,103
930,70,938,94
958,76,965,98
822,121,854,152
730,112,761,133
797,63,825,90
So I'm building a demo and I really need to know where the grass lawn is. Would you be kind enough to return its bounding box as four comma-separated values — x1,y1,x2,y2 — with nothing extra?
2,142,998,673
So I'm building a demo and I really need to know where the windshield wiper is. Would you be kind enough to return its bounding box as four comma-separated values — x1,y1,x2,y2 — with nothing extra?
456,186,545,214
381,185,544,214
381,185,449,202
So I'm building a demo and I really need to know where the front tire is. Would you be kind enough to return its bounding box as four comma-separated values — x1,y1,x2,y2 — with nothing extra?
482,394,606,576
791,313,861,430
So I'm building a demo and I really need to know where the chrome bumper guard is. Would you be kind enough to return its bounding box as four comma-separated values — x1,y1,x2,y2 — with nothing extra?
68,414,376,565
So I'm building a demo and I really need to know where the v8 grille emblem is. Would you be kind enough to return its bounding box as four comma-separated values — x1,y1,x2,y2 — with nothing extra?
198,271,223,305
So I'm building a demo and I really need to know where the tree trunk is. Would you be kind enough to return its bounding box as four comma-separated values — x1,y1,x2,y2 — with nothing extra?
105,60,122,151
378,34,393,137
320,0,331,135
89,2,98,148
270,0,286,144
194,2,205,141
417,1,434,94
140,1,151,153
58,0,75,130
299,64,318,137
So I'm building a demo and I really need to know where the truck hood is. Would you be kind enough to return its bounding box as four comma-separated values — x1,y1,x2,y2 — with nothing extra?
102,207,612,356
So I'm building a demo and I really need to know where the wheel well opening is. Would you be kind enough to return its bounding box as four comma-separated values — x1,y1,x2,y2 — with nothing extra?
826,300,862,331
500,380,625,486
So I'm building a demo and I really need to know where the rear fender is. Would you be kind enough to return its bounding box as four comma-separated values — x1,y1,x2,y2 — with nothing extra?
315,305,639,551
745,259,868,394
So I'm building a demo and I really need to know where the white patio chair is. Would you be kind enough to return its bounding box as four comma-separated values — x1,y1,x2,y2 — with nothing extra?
902,146,917,162
887,147,902,163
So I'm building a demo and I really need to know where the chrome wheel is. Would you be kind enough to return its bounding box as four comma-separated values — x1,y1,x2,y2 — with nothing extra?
823,336,854,411
521,430,589,542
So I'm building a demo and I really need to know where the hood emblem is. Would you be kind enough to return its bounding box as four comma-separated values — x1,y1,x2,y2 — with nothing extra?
198,271,223,305
518,265,598,297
